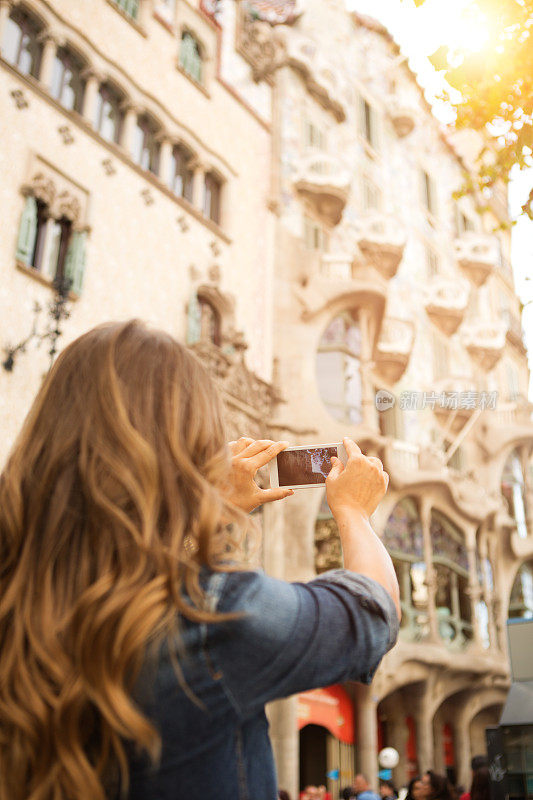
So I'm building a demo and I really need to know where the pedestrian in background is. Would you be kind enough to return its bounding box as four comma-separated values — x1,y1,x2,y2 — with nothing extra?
469,767,490,800
380,779,398,799
354,773,381,800
459,756,489,800
421,771,455,800
404,776,424,800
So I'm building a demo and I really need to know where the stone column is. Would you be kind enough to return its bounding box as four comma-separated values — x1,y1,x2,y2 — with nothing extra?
81,67,102,124
414,703,434,773
191,158,206,211
354,683,378,789
0,0,13,47
420,499,439,642
358,307,377,430
121,102,140,159
267,696,299,800
37,32,59,90
454,713,472,790
466,530,483,647
158,137,174,189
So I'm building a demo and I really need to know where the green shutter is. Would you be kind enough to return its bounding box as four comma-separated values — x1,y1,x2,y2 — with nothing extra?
16,196,38,265
181,33,202,83
186,292,201,345
64,231,87,295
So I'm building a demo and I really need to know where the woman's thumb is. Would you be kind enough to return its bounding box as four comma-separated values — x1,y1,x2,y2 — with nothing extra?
327,456,344,482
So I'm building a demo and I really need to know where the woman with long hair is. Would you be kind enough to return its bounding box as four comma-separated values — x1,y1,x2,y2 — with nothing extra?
469,767,490,800
0,320,399,800
421,772,455,800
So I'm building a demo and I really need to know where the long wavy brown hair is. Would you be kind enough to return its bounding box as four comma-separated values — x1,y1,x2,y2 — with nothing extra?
0,320,247,800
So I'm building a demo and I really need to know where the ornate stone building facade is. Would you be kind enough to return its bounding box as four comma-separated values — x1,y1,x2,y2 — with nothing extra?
1,0,532,796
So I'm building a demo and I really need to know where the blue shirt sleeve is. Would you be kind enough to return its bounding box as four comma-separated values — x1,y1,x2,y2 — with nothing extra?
206,568,399,719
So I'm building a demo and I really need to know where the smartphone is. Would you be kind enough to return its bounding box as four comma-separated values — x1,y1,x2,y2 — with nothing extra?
269,442,348,490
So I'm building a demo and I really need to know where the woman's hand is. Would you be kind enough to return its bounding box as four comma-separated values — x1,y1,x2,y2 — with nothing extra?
224,438,294,513
326,437,389,520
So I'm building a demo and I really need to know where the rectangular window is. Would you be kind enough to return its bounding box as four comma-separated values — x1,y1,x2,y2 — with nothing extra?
362,177,382,211
203,172,222,224
360,97,379,151
455,207,474,236
304,120,326,150
111,0,140,20
169,146,194,202
421,169,437,216
304,216,326,251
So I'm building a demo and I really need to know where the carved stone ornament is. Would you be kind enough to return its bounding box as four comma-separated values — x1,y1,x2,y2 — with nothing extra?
102,158,117,176
25,172,56,206
237,8,287,82
58,125,75,145
141,188,154,206
56,190,81,223
10,89,29,109
190,339,280,422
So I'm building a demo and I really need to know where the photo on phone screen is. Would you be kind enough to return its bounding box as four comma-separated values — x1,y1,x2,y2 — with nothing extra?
276,446,338,487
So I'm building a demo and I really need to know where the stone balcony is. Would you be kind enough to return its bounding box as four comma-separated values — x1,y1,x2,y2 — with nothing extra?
355,212,407,279
454,232,499,286
388,97,416,137
461,320,508,371
475,397,533,457
384,439,500,521
424,277,470,336
432,375,480,433
284,33,347,121
293,152,351,225
374,317,416,383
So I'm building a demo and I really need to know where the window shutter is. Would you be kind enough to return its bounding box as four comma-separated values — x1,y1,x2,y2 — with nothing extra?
370,106,381,152
16,196,38,265
64,231,87,295
186,292,201,345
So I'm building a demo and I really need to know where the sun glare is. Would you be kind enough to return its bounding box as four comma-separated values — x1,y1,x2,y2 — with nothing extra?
419,0,492,56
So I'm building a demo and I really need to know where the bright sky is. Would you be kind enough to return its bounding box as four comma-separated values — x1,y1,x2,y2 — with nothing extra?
346,0,533,397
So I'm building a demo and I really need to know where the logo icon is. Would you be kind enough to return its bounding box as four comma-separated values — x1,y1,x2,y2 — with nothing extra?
375,389,395,411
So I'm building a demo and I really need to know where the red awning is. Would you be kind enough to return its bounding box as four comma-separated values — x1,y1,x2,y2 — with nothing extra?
297,685,355,744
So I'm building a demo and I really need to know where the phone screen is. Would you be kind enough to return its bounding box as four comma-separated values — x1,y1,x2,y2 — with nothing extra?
276,446,338,487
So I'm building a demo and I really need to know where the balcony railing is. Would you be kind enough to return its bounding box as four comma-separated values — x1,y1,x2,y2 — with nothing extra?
356,212,407,279
461,320,508,371
375,317,415,382
293,152,351,225
424,277,470,336
386,439,421,474
454,232,499,286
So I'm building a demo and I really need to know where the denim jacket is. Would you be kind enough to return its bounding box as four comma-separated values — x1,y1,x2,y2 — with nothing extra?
127,568,399,800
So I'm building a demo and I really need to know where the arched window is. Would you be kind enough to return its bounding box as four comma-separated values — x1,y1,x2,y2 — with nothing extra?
509,562,533,620
94,83,124,144
199,297,221,346
169,144,194,202
132,115,161,174
502,449,528,538
203,172,222,224
383,497,428,640
430,510,472,647
1,8,42,77
15,196,86,294
50,48,86,112
186,292,222,347
316,311,362,424
179,31,203,83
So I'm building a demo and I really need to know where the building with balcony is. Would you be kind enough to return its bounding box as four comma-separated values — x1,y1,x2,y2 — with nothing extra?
1,0,532,798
